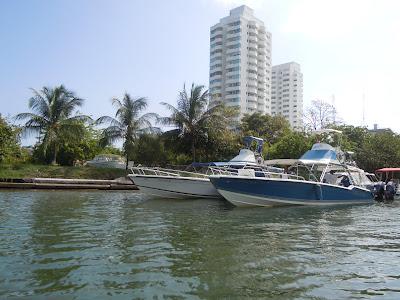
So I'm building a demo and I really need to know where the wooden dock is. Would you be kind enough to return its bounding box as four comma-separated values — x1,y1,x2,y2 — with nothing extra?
0,177,138,190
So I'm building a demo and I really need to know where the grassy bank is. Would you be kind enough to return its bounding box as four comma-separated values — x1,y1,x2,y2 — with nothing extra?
0,164,129,180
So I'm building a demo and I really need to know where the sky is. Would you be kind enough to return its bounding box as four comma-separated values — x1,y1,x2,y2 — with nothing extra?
1,0,400,145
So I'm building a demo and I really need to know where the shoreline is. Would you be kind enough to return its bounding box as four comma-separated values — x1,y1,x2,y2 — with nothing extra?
0,177,138,190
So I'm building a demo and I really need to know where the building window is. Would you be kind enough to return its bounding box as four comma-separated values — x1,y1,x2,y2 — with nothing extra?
229,21,241,26
227,43,241,49
227,90,240,95
210,27,222,34
210,64,222,70
227,59,241,65
210,71,222,77
228,28,241,34
227,36,241,42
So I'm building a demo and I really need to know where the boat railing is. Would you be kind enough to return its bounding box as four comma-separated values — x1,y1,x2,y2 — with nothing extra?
131,166,209,178
207,166,305,180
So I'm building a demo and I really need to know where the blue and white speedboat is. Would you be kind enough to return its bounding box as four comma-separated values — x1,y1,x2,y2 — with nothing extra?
209,143,374,207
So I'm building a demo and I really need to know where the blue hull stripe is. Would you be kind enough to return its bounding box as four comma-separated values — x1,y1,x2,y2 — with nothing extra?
210,176,374,203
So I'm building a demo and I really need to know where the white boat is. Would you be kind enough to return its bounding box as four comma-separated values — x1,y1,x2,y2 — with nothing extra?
86,154,128,169
129,167,220,199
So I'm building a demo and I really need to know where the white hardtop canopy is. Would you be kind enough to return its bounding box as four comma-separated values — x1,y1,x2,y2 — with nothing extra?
229,149,257,163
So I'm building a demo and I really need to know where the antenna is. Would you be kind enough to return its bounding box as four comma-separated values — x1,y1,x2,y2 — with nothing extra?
331,94,336,123
362,93,365,126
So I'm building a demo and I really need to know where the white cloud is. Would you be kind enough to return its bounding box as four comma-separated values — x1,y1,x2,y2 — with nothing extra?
282,0,377,39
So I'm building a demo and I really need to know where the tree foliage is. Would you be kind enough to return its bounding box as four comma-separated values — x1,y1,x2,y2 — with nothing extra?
159,83,236,161
240,112,291,145
96,93,156,169
0,116,24,163
269,132,313,159
15,85,90,164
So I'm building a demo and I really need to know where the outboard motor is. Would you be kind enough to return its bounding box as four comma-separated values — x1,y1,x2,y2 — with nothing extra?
385,180,396,201
373,182,385,202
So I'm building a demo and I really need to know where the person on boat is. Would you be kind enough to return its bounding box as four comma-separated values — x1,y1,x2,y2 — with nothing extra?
323,170,337,185
384,178,396,201
339,174,351,187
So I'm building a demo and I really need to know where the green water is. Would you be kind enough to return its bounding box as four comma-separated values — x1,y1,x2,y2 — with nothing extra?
1,191,400,299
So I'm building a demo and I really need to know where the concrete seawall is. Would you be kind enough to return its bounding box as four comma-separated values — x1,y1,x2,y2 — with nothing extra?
0,177,138,190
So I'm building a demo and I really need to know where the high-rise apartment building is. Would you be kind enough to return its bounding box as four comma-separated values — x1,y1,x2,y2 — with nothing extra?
271,62,303,130
209,6,272,118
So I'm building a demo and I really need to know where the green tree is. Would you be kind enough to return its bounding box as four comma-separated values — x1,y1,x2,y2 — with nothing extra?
56,124,107,166
159,83,234,162
240,112,291,145
15,85,90,165
356,131,400,172
331,124,369,151
96,93,155,169
269,131,313,159
131,133,168,166
0,116,23,163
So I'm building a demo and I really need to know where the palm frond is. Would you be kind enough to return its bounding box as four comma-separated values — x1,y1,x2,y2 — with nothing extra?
96,116,122,128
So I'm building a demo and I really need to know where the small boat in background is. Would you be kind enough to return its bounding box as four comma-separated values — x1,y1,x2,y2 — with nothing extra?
86,154,129,169
375,168,400,200
210,143,375,207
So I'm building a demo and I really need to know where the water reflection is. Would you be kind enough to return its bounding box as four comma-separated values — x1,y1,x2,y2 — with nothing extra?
1,191,400,299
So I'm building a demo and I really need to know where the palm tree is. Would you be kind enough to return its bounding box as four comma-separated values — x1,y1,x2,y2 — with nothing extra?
15,85,90,165
96,93,156,169
159,83,234,162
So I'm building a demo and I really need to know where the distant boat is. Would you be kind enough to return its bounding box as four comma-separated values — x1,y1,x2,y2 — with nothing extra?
210,143,375,207
85,154,128,169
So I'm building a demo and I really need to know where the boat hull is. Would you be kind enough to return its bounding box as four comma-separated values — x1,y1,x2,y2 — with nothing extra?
129,175,221,199
210,176,374,207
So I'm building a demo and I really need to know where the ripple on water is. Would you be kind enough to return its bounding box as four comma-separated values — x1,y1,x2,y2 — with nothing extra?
1,192,400,299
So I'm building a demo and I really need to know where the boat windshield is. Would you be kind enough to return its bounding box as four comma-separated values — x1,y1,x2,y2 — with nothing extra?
349,170,372,186
300,149,337,162
288,164,320,182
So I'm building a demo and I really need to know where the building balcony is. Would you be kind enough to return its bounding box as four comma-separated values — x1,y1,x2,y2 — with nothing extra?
258,48,266,55
225,77,240,85
247,95,257,102
248,27,257,34
247,74,257,81
229,25,241,32
209,87,222,94
247,102,257,109
210,74,222,80
247,57,257,65
210,65,223,72
225,86,240,92
227,32,240,39
212,36,223,44
226,40,240,47
247,87,257,94
247,64,257,72
209,82,222,89
248,37,257,44
211,44,223,51
226,48,240,55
